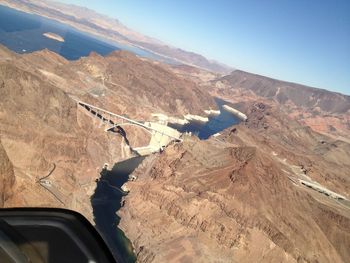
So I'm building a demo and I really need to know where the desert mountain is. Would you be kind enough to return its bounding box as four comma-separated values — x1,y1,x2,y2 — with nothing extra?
0,44,215,220
0,41,349,263
0,2,349,262
204,70,350,141
119,101,350,263
217,70,350,114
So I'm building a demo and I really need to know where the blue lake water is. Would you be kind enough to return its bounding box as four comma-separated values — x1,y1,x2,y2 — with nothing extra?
169,98,240,139
0,4,165,61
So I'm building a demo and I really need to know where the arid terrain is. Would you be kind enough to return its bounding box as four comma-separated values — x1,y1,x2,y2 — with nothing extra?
210,70,350,142
0,39,349,262
169,65,350,142
119,101,350,262
0,44,215,222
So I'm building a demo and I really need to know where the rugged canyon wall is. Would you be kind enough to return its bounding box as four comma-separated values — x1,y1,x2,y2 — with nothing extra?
1,41,349,263
168,64,350,142
0,44,216,221
210,70,350,142
0,60,110,219
0,139,15,207
119,102,350,263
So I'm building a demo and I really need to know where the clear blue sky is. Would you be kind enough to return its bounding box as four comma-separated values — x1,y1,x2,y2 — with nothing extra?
57,0,350,95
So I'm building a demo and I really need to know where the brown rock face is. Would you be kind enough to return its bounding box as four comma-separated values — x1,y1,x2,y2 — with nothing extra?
0,60,104,218
228,102,350,196
70,50,216,117
209,70,350,141
0,139,15,207
217,70,350,114
0,37,349,263
118,103,350,263
0,44,216,221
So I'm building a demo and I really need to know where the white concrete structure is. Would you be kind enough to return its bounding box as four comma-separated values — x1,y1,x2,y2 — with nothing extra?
204,109,220,117
168,117,190,126
184,114,209,123
222,105,248,121
77,100,182,156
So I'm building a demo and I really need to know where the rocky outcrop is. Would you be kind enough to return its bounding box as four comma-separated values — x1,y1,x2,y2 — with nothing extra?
119,103,350,263
0,60,106,219
216,70,350,114
228,102,350,196
10,45,216,120
208,70,350,141
71,50,216,117
0,139,15,207
0,43,217,222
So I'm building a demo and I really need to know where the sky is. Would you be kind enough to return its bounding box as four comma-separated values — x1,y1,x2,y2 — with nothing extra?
57,0,350,95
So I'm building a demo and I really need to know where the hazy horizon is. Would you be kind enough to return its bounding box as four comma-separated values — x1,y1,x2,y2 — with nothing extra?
54,0,350,95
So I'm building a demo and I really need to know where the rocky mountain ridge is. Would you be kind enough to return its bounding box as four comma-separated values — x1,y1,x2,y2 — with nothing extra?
119,101,350,262
0,44,215,221
167,65,350,142
0,42,349,263
217,70,350,114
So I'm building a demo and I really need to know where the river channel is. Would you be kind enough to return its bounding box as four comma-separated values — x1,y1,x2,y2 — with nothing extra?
91,98,240,262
